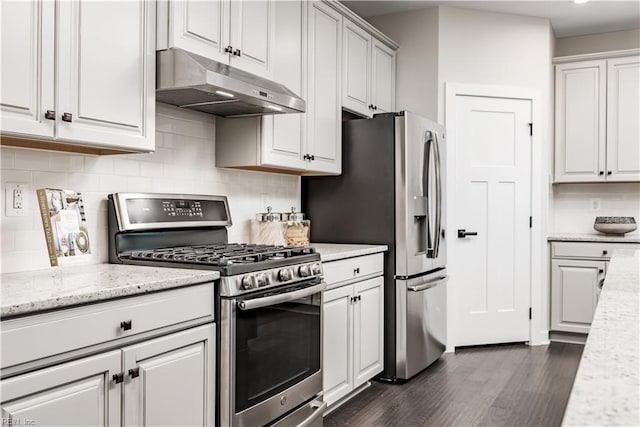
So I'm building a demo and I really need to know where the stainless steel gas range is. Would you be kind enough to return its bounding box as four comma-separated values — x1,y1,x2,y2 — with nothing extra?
108,193,326,427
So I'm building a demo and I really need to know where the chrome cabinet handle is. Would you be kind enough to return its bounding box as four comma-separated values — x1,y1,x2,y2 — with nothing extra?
128,367,140,379
112,373,124,384
45,110,56,120
233,48,241,57
224,45,233,53
120,320,132,331
61,112,73,122
237,282,326,310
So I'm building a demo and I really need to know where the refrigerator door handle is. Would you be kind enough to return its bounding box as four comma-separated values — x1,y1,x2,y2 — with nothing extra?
408,276,448,292
424,132,435,257
433,131,443,258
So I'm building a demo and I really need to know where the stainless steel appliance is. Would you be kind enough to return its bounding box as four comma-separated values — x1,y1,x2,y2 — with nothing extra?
108,193,326,426
156,48,305,118
302,111,447,381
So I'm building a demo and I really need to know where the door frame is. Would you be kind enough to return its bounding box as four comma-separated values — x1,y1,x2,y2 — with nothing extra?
444,83,549,351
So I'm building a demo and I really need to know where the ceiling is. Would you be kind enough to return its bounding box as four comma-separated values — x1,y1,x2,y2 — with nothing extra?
341,1,640,37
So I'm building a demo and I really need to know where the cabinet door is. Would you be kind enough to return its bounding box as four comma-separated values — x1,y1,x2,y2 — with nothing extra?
122,324,215,427
261,0,307,171
165,0,230,64
306,1,342,175
56,0,155,151
555,61,606,182
353,277,384,388
606,56,640,182
551,259,605,334
371,40,396,114
323,286,353,407
1,351,121,426
0,0,54,139
229,0,274,78
342,20,371,117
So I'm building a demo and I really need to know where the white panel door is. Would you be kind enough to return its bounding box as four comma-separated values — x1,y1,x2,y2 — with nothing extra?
322,285,353,406
555,61,606,182
551,259,605,334
261,0,307,171
168,0,229,64
1,351,121,426
353,277,384,388
306,1,342,175
606,56,640,182
56,0,154,151
229,0,273,78
0,0,54,138
371,39,395,114
123,324,215,427
453,95,532,347
342,20,371,117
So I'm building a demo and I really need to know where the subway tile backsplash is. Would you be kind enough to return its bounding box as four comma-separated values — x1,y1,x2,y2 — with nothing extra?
0,104,300,273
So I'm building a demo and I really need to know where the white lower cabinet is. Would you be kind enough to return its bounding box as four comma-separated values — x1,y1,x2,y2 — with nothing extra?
322,253,384,408
1,285,215,426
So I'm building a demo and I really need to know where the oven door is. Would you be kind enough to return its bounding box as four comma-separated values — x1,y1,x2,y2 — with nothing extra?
220,279,326,427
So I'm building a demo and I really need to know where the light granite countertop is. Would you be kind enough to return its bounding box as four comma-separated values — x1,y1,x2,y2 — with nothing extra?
310,243,388,262
562,249,640,426
548,233,640,243
1,264,219,318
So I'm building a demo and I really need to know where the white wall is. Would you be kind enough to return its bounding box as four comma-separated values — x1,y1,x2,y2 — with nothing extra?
368,8,439,120
0,104,300,273
552,183,640,235
555,28,640,57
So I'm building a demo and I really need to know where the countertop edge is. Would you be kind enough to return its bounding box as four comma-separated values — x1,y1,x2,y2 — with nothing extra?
547,233,640,243
310,243,389,262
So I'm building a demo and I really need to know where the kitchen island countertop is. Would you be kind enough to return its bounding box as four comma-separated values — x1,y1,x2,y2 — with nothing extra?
1,264,219,318
562,249,640,426
548,232,640,243
310,243,388,262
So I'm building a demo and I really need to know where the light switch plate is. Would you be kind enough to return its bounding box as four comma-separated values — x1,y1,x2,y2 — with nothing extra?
5,183,28,217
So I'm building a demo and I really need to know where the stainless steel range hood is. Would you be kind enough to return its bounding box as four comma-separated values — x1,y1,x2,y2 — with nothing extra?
156,48,305,118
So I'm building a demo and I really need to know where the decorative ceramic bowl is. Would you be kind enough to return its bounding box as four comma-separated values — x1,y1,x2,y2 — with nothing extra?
593,216,637,235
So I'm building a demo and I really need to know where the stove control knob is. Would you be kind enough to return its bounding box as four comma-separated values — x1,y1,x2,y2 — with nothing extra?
278,269,292,282
298,265,311,278
256,273,269,287
241,275,255,290
311,263,322,275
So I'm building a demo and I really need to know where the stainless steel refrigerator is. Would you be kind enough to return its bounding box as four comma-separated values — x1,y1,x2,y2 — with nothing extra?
302,111,447,381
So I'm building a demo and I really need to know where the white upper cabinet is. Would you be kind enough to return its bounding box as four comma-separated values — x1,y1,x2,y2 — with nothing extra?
0,0,155,154
307,1,342,175
341,19,396,118
555,60,606,182
56,0,155,152
555,55,640,183
160,0,273,79
606,56,640,182
0,0,55,139
342,21,371,117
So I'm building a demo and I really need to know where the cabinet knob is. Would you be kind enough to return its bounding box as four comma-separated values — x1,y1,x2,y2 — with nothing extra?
128,367,140,379
113,373,124,384
61,112,73,122
45,110,56,120
373,105,378,111
599,171,604,175
224,45,233,54
354,267,360,274
607,171,612,175
310,154,315,161
120,320,132,331
599,268,604,274
602,250,608,255
233,49,241,57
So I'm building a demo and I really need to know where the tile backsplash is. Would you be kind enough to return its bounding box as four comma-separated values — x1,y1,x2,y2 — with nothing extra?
0,104,300,273
551,182,640,234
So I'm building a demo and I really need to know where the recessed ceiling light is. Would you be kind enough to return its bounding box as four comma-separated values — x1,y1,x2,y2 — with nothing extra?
215,90,235,98
573,0,589,4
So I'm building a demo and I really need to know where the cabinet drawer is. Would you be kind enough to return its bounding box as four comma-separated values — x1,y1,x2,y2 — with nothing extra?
1,284,214,369
551,241,639,259
323,253,383,287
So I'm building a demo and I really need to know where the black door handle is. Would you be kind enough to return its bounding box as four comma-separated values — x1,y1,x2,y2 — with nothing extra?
457,229,478,238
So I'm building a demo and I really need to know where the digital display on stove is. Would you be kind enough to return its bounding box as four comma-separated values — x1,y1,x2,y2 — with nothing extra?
125,198,229,224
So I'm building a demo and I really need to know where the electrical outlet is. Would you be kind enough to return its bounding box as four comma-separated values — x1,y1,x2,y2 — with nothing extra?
5,183,28,217
590,198,601,211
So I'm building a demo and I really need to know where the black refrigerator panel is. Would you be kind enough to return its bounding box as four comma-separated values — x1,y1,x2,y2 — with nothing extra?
302,113,399,379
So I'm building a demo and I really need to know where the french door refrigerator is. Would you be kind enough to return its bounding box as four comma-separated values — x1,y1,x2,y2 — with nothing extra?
302,111,447,381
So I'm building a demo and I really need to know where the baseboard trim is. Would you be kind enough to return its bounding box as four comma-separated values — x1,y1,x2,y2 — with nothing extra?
323,382,372,416
550,331,587,345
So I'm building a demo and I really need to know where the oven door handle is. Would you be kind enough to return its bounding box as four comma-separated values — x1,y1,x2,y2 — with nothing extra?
237,282,327,311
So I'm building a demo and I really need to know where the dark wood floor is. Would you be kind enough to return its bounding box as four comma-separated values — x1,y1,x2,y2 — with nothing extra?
324,342,584,427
